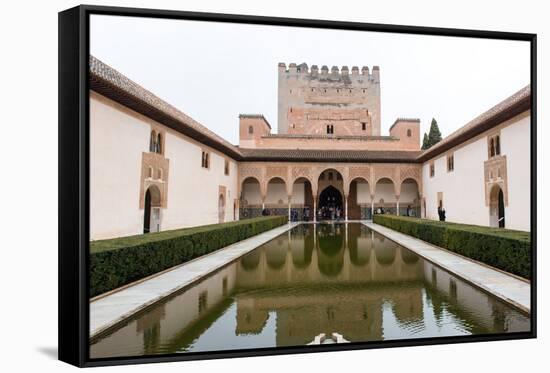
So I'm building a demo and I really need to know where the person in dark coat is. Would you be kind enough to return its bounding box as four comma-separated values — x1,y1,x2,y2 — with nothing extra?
438,206,446,221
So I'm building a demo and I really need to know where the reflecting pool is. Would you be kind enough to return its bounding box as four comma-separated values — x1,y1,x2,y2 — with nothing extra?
90,223,530,358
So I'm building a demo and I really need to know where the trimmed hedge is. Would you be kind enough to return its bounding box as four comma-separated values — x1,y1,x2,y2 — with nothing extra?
90,216,288,297
373,214,531,279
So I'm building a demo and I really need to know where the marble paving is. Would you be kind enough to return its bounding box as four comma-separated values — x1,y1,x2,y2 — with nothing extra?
363,221,530,313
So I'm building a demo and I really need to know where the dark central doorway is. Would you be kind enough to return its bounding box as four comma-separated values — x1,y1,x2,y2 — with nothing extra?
318,186,343,220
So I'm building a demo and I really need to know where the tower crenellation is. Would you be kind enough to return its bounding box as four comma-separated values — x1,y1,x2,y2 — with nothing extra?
277,62,379,82
277,62,381,136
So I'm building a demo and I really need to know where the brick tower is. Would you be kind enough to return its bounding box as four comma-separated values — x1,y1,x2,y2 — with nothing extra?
277,63,381,136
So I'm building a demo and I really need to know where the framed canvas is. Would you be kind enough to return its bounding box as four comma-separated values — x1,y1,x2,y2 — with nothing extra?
58,4,537,367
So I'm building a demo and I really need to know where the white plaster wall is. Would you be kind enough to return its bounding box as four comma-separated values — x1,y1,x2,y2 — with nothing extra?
356,182,372,203
373,182,396,203
265,183,288,204
501,115,531,231
162,130,239,229
422,138,488,225
291,182,306,204
90,92,239,240
90,93,150,240
422,113,530,231
400,182,419,204
242,183,262,205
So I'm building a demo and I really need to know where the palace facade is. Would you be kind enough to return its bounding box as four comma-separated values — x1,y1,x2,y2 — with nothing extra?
89,56,531,240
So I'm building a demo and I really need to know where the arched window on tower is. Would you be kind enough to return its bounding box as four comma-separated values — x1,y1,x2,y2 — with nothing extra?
495,135,501,155
489,138,495,157
248,125,254,135
407,129,412,137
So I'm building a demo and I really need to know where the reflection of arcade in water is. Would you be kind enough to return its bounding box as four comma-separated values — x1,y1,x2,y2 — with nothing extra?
90,224,530,358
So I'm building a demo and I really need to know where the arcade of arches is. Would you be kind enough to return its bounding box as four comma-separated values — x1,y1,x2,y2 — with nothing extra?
239,163,422,221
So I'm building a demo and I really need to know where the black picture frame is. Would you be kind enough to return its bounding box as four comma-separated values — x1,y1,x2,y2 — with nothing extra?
58,4,537,367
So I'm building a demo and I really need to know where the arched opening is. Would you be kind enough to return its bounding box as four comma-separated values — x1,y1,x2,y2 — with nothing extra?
290,177,313,221
149,130,157,153
240,177,261,219
156,133,162,154
489,185,505,228
218,193,225,223
143,185,161,233
317,169,344,221
265,177,287,217
399,178,420,217
318,186,343,220
348,177,371,220
248,125,254,134
373,178,397,215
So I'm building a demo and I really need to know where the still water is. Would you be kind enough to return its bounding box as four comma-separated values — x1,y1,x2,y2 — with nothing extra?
90,223,530,358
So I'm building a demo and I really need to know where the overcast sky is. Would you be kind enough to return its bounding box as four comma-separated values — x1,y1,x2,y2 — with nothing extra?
90,15,530,144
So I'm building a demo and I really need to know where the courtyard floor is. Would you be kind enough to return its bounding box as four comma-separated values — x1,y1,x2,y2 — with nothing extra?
363,221,530,313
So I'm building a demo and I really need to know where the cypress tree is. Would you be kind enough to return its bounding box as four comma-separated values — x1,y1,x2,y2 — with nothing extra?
422,133,429,150
427,118,442,147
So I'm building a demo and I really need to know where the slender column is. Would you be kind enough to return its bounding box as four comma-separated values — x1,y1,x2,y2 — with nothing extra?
396,198,400,216
371,198,374,219
288,196,292,222
345,194,349,221
313,196,317,223
261,195,266,211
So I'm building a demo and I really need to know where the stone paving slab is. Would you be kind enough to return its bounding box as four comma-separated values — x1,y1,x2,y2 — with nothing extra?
363,221,530,313
90,222,300,338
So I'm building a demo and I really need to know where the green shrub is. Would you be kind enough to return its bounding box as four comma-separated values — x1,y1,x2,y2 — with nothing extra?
89,216,288,297
373,215,531,279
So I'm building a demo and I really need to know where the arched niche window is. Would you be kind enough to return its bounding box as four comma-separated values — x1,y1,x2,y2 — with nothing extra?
149,131,157,152
488,134,501,158
201,151,210,169
362,122,366,131
407,129,412,137
149,130,163,154
156,133,162,154
326,124,334,134
157,168,163,180
248,125,254,135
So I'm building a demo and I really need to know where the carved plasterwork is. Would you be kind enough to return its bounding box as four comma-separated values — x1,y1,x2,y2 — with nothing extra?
139,152,169,209
484,155,508,206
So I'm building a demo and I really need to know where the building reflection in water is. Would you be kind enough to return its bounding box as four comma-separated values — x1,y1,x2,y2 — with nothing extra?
90,223,530,358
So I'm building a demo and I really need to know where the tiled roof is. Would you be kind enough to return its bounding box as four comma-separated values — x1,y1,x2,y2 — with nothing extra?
417,85,531,162
239,148,422,162
89,56,242,159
